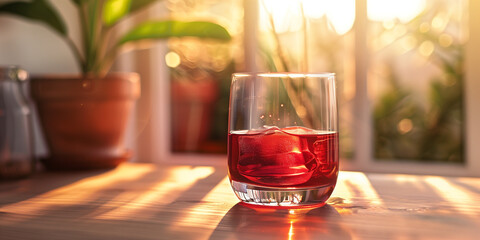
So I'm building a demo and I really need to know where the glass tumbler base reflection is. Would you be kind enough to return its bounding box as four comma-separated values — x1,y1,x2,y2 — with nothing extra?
230,180,335,208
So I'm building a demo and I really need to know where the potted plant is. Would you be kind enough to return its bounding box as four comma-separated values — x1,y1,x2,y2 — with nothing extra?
0,0,231,170
170,62,219,153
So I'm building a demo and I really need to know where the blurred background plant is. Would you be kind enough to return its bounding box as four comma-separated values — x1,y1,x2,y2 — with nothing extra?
372,1,465,162
164,0,240,153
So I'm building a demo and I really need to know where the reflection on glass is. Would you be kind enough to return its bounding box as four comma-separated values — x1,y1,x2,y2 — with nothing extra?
370,0,466,162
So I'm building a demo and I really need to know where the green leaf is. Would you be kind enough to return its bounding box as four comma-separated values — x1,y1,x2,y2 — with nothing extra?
118,20,231,45
103,0,132,26
70,0,84,6
130,0,158,12
103,0,157,27
86,0,101,71
0,0,66,35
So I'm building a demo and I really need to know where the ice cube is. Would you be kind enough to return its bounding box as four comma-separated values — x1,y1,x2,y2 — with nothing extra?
282,126,314,135
245,126,280,135
239,128,299,156
313,137,336,173
237,129,317,186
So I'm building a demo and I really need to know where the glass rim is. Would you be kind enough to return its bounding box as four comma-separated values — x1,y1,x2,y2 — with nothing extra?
233,72,335,78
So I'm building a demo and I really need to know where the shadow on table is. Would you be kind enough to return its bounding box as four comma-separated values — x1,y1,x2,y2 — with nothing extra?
209,203,352,240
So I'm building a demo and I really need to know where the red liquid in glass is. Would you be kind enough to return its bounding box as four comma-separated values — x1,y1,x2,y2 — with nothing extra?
228,126,338,188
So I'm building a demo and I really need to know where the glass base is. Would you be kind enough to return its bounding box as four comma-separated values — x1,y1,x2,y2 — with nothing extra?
230,180,335,208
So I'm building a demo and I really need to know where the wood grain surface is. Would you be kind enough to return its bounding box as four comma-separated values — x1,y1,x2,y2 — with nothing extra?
1,163,479,240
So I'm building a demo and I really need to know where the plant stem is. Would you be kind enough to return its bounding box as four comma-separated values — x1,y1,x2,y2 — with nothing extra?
78,3,90,75
265,7,289,72
64,36,86,73
95,25,110,74
78,0,103,75
86,0,102,74
300,2,308,72
99,43,120,77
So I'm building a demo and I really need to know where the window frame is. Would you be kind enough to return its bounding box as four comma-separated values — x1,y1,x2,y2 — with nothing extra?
345,0,480,177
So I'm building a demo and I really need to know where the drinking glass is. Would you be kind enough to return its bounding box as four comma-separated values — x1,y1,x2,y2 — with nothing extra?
228,73,338,207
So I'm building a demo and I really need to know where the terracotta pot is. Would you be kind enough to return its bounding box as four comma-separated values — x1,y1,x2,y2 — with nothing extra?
30,73,140,170
171,79,218,152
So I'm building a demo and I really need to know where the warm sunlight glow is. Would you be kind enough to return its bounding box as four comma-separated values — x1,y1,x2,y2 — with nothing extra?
431,13,448,31
419,40,435,57
176,176,237,229
393,174,421,183
165,51,181,68
260,0,355,35
400,35,417,52
425,177,477,217
292,147,301,153
96,166,215,220
260,0,302,33
368,0,426,23
439,34,453,47
288,221,294,240
304,0,355,35
0,164,153,218
397,118,413,134
331,171,384,206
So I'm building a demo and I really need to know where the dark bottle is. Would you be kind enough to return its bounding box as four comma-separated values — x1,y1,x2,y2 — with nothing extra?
0,66,34,179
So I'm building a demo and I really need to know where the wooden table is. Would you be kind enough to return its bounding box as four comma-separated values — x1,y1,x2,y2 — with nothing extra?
1,163,479,239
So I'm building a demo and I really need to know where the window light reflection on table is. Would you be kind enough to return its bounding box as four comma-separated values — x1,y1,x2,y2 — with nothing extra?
0,165,154,218
96,166,215,220
0,165,217,221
